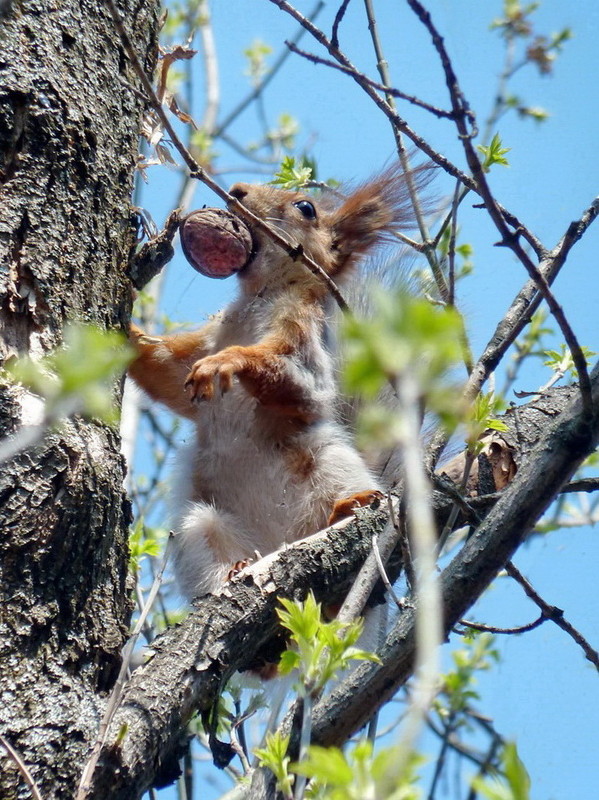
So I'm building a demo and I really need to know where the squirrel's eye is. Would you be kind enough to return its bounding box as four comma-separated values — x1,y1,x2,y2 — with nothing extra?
293,200,317,220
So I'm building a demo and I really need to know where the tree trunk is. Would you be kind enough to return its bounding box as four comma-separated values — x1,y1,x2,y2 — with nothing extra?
0,1,159,797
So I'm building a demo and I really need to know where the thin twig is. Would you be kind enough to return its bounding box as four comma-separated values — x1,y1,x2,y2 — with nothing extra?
366,709,380,743
229,724,251,775
362,0,450,304
436,450,476,553
426,711,456,800
505,561,599,669
213,0,325,138
293,694,313,800
273,0,546,267
0,734,44,800
456,613,547,636
552,197,599,264
426,193,599,471
286,41,455,120
406,0,594,416
331,0,352,48
406,0,477,140
269,0,476,191
371,528,404,612
561,477,599,494
398,498,416,591
336,512,400,624
464,729,502,800
432,186,467,250
426,716,498,770
447,179,461,307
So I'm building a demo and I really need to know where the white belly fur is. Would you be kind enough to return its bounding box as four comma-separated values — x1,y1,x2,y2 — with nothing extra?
171,382,378,599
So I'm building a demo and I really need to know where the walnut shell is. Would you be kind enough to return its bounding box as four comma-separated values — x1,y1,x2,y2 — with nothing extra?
180,208,253,279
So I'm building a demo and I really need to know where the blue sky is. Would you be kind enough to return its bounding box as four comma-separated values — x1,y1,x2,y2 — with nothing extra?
137,2,599,797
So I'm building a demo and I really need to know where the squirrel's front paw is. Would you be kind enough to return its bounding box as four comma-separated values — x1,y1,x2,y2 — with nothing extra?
185,349,247,401
227,558,252,580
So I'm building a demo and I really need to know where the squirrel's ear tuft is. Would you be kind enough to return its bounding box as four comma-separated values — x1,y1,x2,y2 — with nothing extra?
328,161,434,276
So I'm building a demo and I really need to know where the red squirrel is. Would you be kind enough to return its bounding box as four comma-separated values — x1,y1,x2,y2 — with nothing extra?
128,164,429,600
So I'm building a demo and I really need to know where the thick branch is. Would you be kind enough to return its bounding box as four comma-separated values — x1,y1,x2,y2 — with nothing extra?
308,367,599,749
85,510,388,799
233,374,599,799
86,380,599,798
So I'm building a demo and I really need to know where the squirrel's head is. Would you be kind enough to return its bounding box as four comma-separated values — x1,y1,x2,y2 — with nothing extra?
228,162,434,297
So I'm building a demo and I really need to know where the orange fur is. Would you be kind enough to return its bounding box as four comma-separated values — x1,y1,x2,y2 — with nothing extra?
328,490,385,525
129,323,215,419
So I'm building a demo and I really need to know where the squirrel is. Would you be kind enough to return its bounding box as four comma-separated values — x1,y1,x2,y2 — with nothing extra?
128,163,430,601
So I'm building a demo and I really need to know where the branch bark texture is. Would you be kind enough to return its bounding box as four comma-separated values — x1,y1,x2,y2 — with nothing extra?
88,381,599,799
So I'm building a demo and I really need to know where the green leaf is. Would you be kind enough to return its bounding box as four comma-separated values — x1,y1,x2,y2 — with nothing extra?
278,649,301,675
277,593,321,642
267,113,301,151
128,520,164,573
244,39,272,86
342,290,466,438
503,742,531,800
270,155,313,189
292,745,354,786
255,731,294,798
517,106,549,123
471,742,530,800
477,133,511,171
543,343,595,379
276,593,379,694
7,323,133,425
465,392,508,453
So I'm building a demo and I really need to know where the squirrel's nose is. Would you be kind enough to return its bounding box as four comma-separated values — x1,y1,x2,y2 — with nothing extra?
229,183,250,202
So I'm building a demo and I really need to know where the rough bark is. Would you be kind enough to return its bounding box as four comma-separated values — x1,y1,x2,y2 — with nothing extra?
85,508,388,799
0,1,160,797
86,381,599,800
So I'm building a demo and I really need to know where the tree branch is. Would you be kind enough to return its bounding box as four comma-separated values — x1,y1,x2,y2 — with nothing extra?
505,561,599,669
306,366,599,748
85,509,388,799
562,477,599,494
405,0,595,415
286,41,455,120
456,613,547,636
86,377,599,798
331,0,352,49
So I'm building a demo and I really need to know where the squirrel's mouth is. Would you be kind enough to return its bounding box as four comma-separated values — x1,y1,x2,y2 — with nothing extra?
236,222,259,272
226,202,260,272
